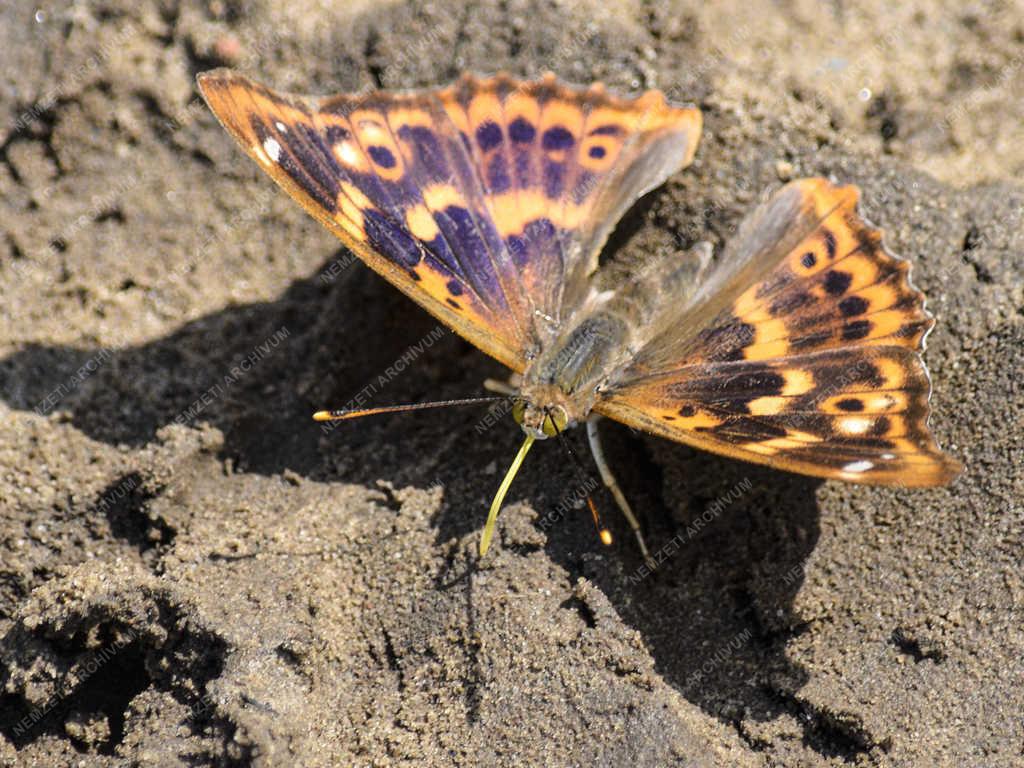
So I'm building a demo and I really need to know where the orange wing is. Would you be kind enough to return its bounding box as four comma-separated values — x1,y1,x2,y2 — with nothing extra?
598,179,961,486
197,70,702,372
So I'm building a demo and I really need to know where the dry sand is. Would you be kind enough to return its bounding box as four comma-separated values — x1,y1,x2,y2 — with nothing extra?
1,0,1021,766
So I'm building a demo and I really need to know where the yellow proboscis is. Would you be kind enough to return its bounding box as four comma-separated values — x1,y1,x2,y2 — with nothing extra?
479,434,535,557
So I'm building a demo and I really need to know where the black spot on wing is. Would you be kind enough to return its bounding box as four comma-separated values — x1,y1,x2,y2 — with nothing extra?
476,121,503,151
839,296,869,316
542,126,574,150
823,270,852,295
368,145,397,168
509,117,536,143
842,319,872,341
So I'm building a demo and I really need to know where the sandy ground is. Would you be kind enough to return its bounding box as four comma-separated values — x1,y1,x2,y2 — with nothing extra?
1,0,1022,766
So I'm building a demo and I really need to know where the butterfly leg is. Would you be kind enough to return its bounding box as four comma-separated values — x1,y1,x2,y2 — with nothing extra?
586,416,654,566
483,373,522,396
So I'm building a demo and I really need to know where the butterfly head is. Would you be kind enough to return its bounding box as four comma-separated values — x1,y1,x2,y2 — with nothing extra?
511,398,570,440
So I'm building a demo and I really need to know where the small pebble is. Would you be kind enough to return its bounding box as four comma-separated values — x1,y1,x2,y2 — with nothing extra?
775,160,794,181
213,34,243,64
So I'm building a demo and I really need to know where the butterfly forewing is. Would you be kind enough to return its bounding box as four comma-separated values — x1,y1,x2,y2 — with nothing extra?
197,70,701,370
599,179,961,486
198,71,526,369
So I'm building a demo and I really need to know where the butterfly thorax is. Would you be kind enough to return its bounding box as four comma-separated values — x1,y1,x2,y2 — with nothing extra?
515,299,639,438
514,243,714,438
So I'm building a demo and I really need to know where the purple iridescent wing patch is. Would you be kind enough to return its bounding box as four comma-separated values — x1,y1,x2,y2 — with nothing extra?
197,70,702,371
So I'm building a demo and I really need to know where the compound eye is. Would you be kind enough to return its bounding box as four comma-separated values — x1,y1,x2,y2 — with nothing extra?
541,406,568,437
511,399,526,425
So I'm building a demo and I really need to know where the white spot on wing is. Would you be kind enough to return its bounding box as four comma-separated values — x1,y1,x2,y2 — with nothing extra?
263,137,282,163
881,452,896,460
274,121,288,132
840,417,872,435
843,460,874,473
337,141,359,166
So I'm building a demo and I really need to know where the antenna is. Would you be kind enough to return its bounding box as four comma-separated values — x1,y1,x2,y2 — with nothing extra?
552,415,613,547
313,396,505,421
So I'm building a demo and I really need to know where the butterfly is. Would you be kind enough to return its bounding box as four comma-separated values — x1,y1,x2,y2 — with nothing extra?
197,70,961,560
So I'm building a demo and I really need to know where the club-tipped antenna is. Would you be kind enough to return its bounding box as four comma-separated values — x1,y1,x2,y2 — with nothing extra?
313,396,504,422
552,415,613,547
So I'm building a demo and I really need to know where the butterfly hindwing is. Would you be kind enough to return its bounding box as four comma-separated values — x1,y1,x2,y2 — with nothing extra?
598,346,958,485
598,178,961,486
724,180,932,360
198,70,702,371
